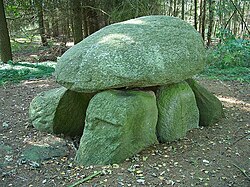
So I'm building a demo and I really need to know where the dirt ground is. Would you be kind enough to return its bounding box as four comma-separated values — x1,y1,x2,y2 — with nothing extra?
0,78,249,187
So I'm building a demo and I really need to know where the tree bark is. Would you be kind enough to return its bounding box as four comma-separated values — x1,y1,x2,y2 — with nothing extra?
72,0,83,44
207,0,215,46
169,0,173,16
35,0,48,46
181,0,185,20
86,0,100,36
173,0,177,17
199,0,203,33
0,0,13,62
194,0,198,30
201,0,207,40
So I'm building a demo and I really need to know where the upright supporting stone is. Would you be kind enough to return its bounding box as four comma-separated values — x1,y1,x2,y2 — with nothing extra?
75,90,158,165
29,87,93,136
186,78,224,126
156,82,199,142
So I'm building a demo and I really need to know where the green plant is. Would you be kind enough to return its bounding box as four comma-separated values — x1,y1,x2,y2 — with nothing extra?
208,29,250,68
200,66,250,82
0,61,56,85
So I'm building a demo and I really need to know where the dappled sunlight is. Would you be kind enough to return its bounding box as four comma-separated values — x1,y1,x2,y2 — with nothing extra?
22,79,53,88
98,33,135,45
124,19,146,25
25,135,64,147
66,42,74,47
218,95,250,111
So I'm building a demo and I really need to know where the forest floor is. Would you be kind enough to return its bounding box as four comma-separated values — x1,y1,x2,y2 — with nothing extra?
0,77,249,187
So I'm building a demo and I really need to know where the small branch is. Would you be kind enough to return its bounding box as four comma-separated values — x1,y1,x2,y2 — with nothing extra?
232,163,250,181
83,5,111,17
229,133,250,148
229,0,250,35
68,171,102,187
224,10,236,31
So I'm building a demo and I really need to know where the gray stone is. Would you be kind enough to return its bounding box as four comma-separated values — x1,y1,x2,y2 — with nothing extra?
55,15,206,92
0,143,13,168
156,82,199,142
21,136,68,163
29,87,93,136
75,90,158,165
186,78,224,126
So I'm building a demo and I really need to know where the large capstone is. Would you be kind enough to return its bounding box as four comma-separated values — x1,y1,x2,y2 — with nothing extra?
186,78,224,126
156,82,199,142
55,15,206,92
75,90,158,165
29,87,93,136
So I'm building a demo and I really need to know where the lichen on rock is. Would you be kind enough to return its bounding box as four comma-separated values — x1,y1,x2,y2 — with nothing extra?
75,90,158,165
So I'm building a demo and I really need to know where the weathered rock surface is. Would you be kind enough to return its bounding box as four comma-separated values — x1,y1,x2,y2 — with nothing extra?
29,87,92,136
21,136,68,163
0,143,13,168
186,78,224,126
156,82,199,142
75,90,158,165
56,15,206,92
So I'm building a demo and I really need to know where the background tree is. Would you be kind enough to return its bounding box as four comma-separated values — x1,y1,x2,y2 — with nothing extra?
2,0,249,56
72,0,83,44
34,0,48,46
207,0,215,46
0,0,12,62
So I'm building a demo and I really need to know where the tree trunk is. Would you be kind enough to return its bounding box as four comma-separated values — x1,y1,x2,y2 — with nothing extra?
199,0,203,33
194,0,198,30
173,0,177,17
35,0,48,46
72,0,83,44
241,1,245,37
86,0,100,36
207,0,215,46
201,0,207,40
169,0,173,16
0,0,12,62
181,0,185,20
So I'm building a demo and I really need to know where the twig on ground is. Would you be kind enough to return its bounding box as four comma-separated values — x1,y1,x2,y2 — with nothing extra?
229,133,250,148
68,171,102,187
232,163,250,181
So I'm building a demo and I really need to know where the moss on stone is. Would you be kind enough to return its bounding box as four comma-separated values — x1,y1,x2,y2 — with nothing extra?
29,87,93,136
186,78,224,126
156,82,199,142
75,90,158,165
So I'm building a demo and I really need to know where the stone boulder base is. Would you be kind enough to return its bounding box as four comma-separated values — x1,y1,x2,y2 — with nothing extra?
29,87,92,136
75,90,158,165
56,15,206,92
186,78,224,126
156,82,199,142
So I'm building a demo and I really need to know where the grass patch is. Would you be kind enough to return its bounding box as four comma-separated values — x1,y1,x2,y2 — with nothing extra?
200,66,250,82
0,61,56,86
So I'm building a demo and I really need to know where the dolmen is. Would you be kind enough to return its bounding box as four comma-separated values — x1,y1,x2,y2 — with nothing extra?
29,16,224,165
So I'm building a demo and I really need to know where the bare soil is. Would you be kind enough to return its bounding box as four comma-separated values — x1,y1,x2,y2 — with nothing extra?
0,78,249,187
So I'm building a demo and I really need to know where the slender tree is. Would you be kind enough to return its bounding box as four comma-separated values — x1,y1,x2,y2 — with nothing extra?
173,0,177,16
194,0,198,30
181,0,185,20
0,0,13,62
199,0,203,33
35,0,48,46
207,0,215,46
169,0,173,16
72,0,83,44
201,0,207,40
